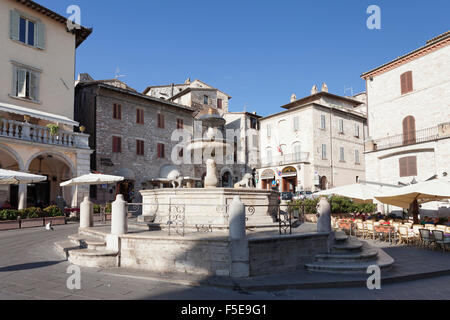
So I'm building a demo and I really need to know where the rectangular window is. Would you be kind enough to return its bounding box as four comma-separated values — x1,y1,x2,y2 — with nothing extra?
136,109,144,124
320,115,326,129
250,118,257,129
157,143,165,158
293,144,301,161
293,116,299,131
321,144,327,159
157,114,165,129
399,156,417,177
401,71,413,95
266,149,272,164
13,66,39,101
203,95,208,104
19,17,35,46
340,147,345,162
177,118,184,129
112,136,122,153
355,150,360,164
355,123,360,138
266,124,272,138
217,98,222,109
136,140,144,156
339,119,344,133
113,104,121,120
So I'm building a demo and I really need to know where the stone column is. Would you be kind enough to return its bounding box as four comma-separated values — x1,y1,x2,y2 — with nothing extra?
18,184,27,210
111,194,127,235
229,196,249,278
316,197,334,252
80,196,93,228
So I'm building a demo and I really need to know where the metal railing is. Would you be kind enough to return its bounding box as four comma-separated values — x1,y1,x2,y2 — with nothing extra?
370,124,450,151
260,152,310,167
125,202,308,236
0,118,89,149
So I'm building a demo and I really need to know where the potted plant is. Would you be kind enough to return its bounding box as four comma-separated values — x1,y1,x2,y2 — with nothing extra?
46,124,59,136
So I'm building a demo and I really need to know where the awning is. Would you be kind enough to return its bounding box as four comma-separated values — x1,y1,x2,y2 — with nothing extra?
0,102,79,127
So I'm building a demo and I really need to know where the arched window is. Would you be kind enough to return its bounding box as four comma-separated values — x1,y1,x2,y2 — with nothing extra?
402,116,416,145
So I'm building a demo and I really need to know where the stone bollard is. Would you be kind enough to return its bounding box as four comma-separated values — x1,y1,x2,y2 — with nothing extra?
229,196,249,278
80,196,93,228
111,194,127,235
316,197,334,252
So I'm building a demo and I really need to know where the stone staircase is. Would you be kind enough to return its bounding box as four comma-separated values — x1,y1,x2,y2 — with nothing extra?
305,231,394,274
55,230,118,268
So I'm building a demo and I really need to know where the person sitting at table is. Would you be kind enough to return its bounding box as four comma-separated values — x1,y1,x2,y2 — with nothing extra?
1,200,12,210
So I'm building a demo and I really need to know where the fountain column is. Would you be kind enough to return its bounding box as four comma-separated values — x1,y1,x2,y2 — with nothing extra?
229,196,249,278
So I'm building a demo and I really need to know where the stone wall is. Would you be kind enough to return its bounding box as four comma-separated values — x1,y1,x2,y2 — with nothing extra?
248,232,329,276
119,235,231,276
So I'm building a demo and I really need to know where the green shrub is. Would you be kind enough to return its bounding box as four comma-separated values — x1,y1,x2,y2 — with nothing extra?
93,204,101,214
0,209,20,221
18,207,43,219
43,205,63,217
291,196,376,215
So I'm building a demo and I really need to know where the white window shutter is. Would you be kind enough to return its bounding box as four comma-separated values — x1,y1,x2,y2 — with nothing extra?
30,72,39,101
36,21,46,49
12,66,18,96
10,10,20,40
17,69,27,98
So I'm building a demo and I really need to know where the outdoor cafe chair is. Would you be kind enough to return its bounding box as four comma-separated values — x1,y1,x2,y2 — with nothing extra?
356,221,366,238
398,226,415,245
419,229,435,249
366,221,376,240
432,230,449,253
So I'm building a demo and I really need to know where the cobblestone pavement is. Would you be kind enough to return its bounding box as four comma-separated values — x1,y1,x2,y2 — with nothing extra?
0,224,449,300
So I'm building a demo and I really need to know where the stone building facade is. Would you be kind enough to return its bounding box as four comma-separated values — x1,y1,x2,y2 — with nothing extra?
257,85,367,193
75,76,196,204
362,31,450,214
143,79,231,117
0,0,92,209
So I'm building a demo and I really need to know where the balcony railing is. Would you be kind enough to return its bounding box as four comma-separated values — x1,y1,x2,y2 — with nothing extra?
0,119,89,149
260,152,310,167
367,122,450,152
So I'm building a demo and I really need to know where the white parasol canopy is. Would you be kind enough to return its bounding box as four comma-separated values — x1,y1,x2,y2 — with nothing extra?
60,173,124,187
315,183,398,204
374,179,450,209
0,169,47,185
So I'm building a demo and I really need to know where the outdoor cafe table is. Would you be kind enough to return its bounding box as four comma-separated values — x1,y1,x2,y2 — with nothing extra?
375,225,396,244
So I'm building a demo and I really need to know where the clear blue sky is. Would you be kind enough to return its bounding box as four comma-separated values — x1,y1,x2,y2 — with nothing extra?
40,0,449,116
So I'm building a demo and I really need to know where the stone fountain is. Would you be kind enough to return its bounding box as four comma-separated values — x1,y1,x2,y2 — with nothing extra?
138,110,279,229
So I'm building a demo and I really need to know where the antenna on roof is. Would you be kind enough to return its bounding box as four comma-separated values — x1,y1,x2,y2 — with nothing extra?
344,86,353,97
114,67,127,79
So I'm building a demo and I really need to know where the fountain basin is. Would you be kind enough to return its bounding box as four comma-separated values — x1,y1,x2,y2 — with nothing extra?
139,188,279,228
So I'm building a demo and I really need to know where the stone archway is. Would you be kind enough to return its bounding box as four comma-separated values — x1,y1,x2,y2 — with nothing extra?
26,152,74,208
0,144,23,209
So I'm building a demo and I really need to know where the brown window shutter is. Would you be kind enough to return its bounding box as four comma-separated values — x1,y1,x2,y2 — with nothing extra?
118,137,121,153
400,73,407,94
136,110,139,123
113,104,116,119
399,158,407,177
407,156,417,176
161,115,165,129
407,71,413,92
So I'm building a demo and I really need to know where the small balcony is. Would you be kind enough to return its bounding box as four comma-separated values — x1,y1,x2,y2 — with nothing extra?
365,122,450,152
0,118,89,149
260,152,310,168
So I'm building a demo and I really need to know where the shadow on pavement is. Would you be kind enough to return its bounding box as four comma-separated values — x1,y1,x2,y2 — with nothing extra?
0,260,64,272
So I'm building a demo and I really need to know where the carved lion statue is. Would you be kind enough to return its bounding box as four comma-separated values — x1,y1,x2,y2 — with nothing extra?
234,173,253,188
167,170,183,189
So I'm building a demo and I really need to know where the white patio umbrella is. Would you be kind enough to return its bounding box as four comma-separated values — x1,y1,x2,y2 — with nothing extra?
374,179,450,209
0,169,47,185
315,183,397,204
60,173,125,187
